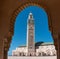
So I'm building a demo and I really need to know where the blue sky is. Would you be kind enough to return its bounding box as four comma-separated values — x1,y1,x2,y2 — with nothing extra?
8,6,54,55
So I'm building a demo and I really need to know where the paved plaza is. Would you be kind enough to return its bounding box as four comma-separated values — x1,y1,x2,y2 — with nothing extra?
8,56,57,59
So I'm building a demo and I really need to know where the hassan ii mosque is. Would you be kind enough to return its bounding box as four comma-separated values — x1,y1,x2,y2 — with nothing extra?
12,13,56,56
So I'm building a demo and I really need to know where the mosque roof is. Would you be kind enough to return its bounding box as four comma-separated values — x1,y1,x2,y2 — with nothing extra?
35,42,54,47
18,45,26,47
40,42,54,46
18,42,54,48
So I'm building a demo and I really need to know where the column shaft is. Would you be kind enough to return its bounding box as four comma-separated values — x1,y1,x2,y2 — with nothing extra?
4,50,7,59
57,34,60,59
0,37,4,59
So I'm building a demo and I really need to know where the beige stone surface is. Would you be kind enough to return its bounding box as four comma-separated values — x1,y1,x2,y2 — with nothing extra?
8,56,57,59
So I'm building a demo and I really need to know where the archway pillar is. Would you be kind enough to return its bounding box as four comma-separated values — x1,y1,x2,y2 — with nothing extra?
0,36,4,59
4,45,8,59
4,50,8,59
57,33,60,59
52,32,60,59
4,37,11,59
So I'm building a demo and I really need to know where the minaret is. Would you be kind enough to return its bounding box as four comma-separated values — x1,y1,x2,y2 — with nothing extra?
27,13,35,56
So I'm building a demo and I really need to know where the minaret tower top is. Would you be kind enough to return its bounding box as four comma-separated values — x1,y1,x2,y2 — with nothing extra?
28,12,34,24
28,12,34,20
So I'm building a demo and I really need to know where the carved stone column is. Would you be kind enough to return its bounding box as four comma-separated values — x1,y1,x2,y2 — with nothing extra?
4,38,8,59
4,35,12,59
57,34,60,59
0,37,4,59
53,32,60,59
4,50,7,59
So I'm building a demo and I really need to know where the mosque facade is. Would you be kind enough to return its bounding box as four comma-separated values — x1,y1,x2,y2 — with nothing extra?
12,13,56,56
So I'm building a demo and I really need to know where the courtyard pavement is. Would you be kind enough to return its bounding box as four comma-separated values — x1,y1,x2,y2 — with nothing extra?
8,56,57,59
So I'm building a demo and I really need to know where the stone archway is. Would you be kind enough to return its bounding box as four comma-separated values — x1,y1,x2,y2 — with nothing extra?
5,1,57,59
0,0,60,59
9,2,56,58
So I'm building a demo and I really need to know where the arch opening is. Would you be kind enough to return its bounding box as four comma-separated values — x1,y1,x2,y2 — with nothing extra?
7,3,56,58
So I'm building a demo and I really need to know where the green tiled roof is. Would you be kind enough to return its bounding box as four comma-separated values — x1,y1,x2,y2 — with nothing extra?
18,42,54,48
18,45,26,47
41,42,54,46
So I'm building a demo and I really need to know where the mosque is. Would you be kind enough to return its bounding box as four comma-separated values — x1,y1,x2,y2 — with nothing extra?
12,13,56,56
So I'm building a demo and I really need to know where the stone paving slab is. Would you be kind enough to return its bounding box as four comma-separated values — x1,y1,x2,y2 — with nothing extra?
8,56,57,59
